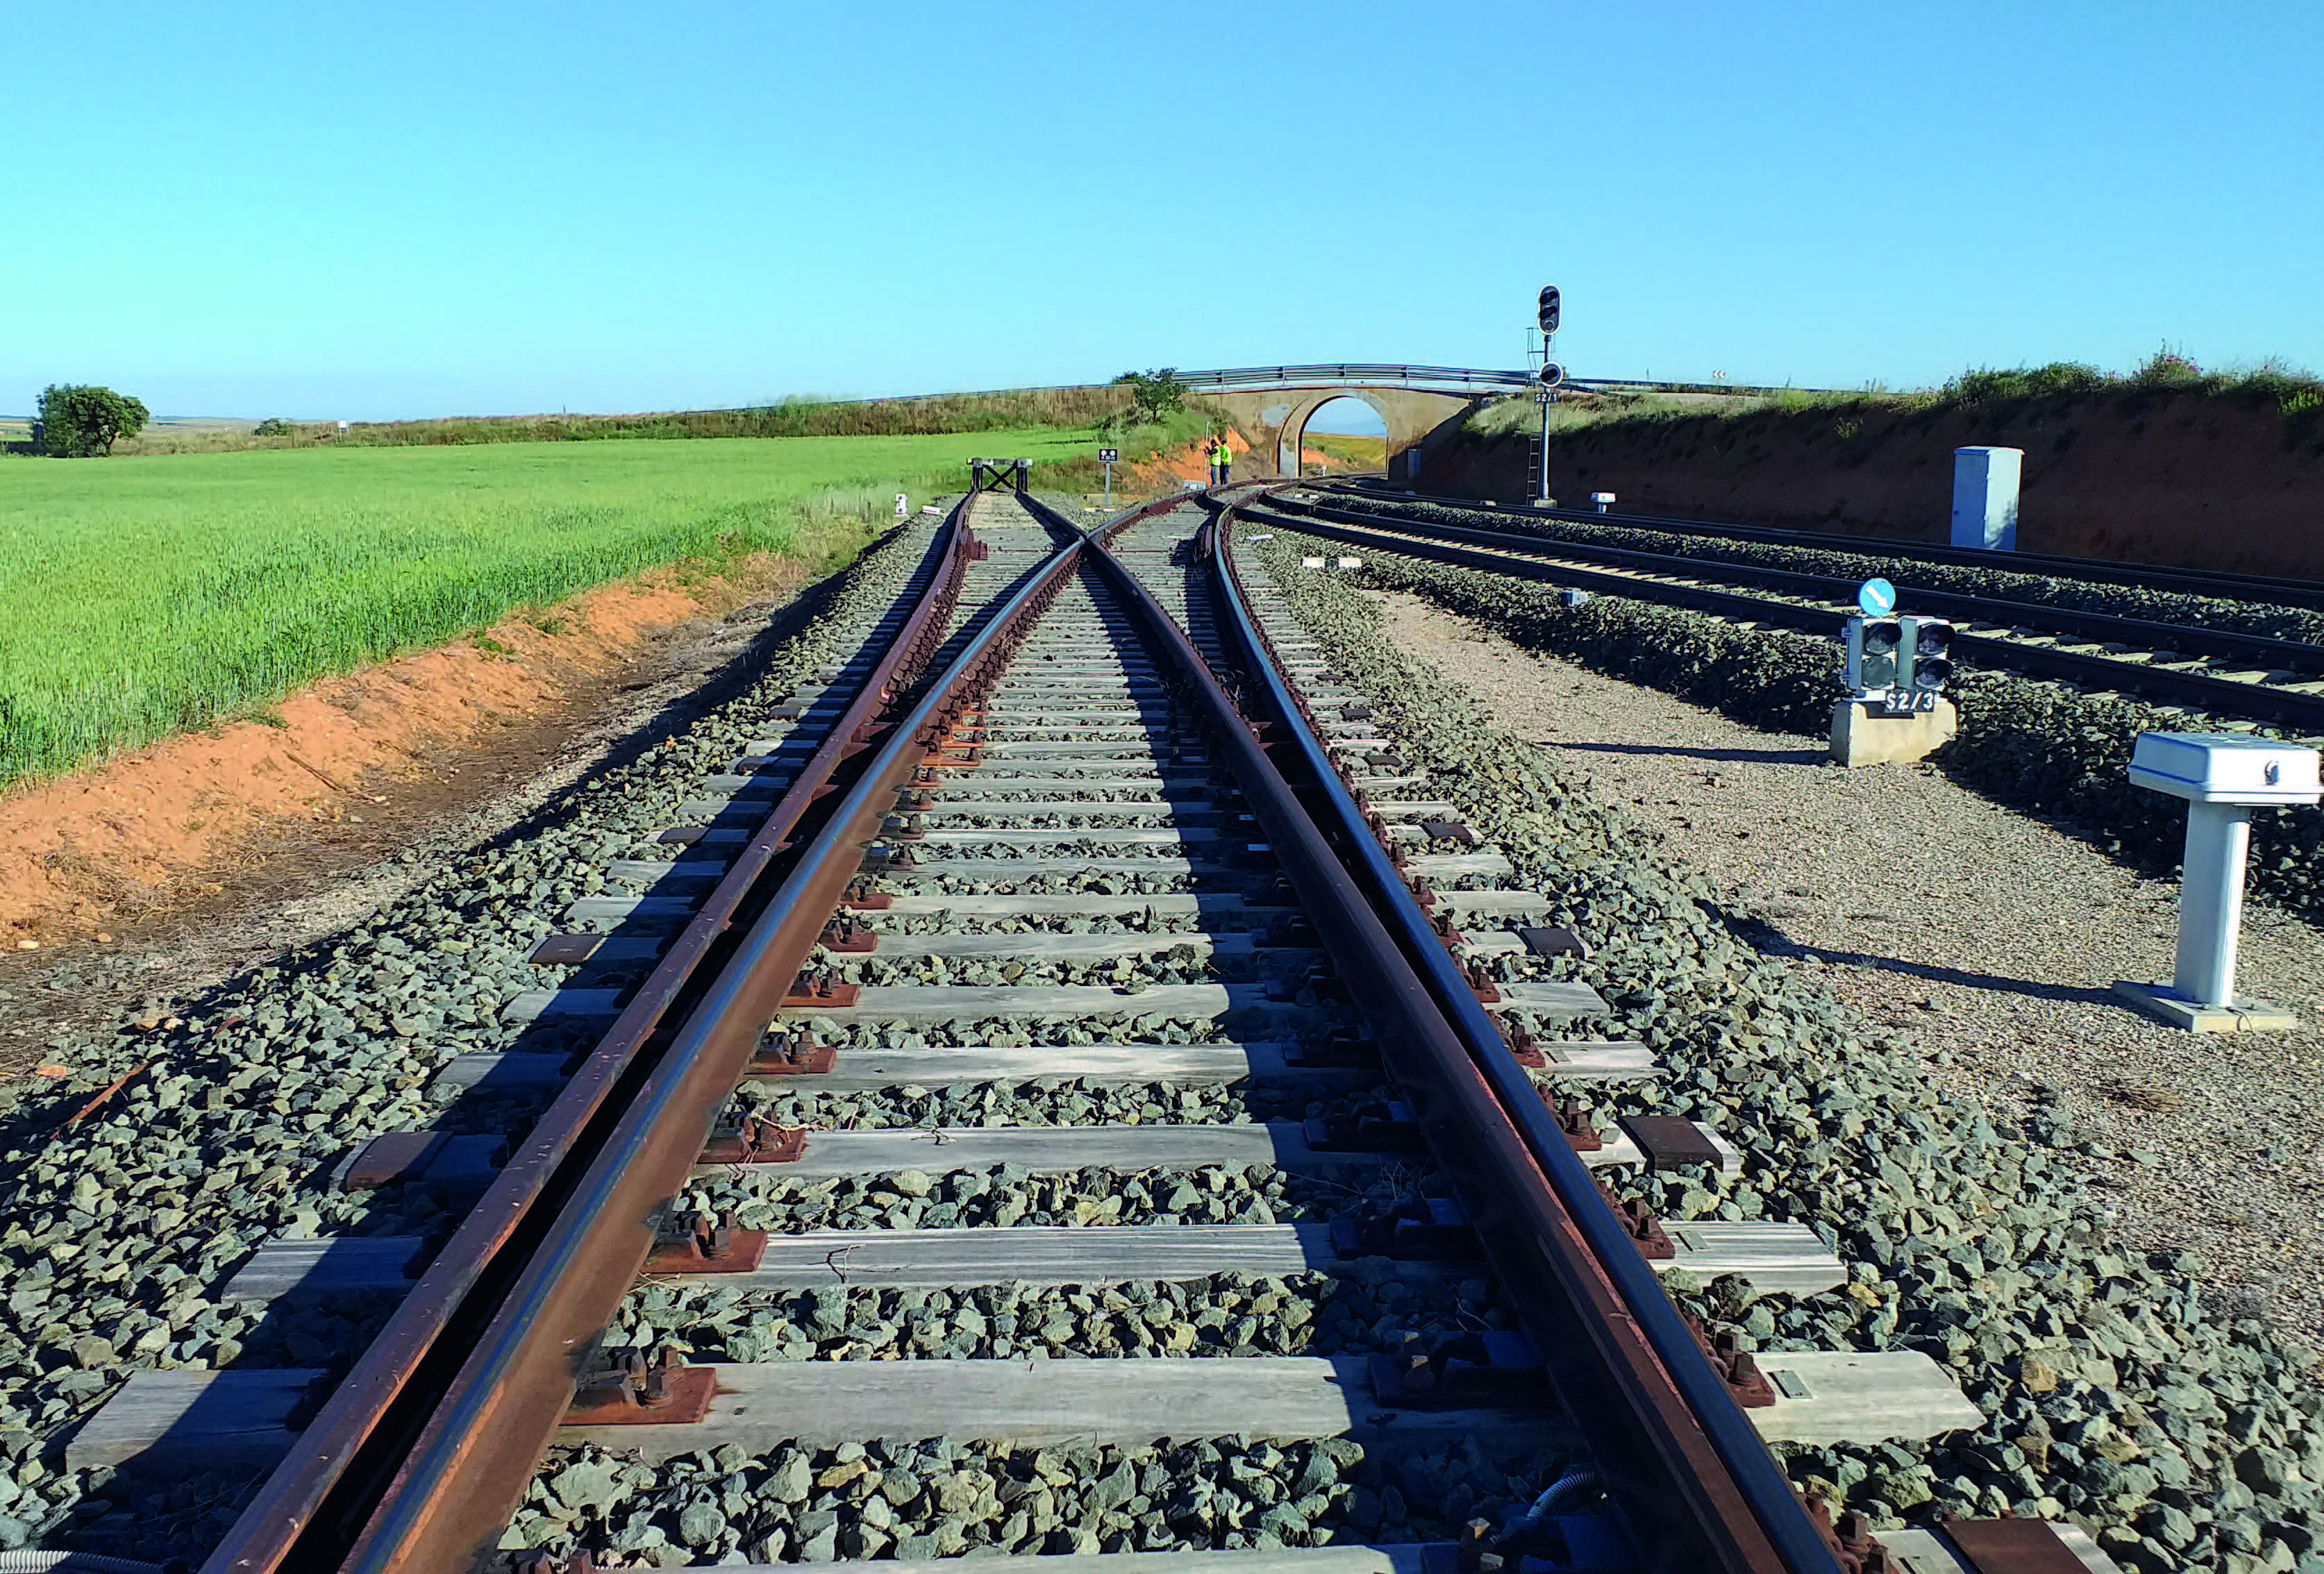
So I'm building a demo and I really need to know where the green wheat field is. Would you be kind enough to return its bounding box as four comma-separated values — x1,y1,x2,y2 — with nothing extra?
0,430,1086,785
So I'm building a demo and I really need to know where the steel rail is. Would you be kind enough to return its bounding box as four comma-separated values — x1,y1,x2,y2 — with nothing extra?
1253,500,2324,732
1271,494,2324,673
251,484,1207,1573
1329,479,2324,616
326,505,1101,1573
1027,492,1820,1572
202,503,987,1574
1194,502,1839,1573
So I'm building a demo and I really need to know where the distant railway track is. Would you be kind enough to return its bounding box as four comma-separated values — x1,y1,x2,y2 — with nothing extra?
1257,488,2324,732
56,487,2113,1574
1332,479,2324,617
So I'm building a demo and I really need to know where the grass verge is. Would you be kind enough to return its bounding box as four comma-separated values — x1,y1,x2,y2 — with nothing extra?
0,429,1123,785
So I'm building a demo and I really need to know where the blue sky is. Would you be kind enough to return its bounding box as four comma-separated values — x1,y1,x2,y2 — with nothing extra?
6,1,2318,419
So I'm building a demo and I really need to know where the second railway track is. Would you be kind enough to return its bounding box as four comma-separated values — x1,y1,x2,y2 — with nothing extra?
35,487,2125,1574
1257,487,2324,733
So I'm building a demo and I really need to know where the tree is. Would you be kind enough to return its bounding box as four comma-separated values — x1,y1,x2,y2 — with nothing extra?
36,384,149,456
1111,368,1188,427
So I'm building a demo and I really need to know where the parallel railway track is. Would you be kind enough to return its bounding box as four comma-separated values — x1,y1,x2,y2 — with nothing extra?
1253,489,2324,732
1331,480,2324,619
56,487,2117,1573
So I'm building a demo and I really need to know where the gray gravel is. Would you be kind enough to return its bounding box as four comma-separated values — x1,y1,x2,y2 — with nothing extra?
1246,526,2324,1574
1371,585,2324,1358
611,1267,1503,1364
506,1432,1580,1567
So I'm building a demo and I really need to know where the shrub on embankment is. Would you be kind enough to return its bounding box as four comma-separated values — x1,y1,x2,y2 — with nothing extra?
1301,531,2324,921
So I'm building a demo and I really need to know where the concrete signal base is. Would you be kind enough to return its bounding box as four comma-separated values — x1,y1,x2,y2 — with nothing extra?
1829,698,1958,767
2109,981,2299,1034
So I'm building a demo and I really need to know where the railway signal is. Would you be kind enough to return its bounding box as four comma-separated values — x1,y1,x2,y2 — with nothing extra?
1844,610,1952,714
1533,284,1562,503
1844,615,1903,692
1902,614,1953,696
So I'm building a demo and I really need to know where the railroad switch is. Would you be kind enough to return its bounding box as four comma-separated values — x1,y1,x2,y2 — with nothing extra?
1305,1100,1424,1154
698,1112,809,1166
561,1346,717,1427
644,1210,769,1275
1329,1195,1473,1259
1368,1330,1545,1408
818,915,880,953
782,967,860,1009
751,1031,837,1076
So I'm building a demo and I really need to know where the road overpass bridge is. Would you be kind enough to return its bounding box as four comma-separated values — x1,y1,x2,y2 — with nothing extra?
1173,365,1535,482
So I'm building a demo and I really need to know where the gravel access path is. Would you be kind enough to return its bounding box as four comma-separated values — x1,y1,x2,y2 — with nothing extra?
1371,587,2324,1359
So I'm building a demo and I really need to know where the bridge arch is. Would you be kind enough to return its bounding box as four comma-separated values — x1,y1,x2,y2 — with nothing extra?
1280,392,1389,477
1178,368,1527,483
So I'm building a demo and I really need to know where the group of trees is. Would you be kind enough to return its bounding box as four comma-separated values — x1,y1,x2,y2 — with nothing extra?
31,384,149,456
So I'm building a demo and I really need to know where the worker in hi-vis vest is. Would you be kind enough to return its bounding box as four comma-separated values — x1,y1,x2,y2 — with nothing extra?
1214,433,1231,486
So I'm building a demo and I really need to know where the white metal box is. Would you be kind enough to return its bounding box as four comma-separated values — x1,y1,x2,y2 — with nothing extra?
2127,732,2323,805
1950,446,2022,551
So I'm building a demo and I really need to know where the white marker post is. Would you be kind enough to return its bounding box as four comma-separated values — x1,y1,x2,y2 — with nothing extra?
1097,446,1119,508
894,493,909,520
2114,733,2322,1031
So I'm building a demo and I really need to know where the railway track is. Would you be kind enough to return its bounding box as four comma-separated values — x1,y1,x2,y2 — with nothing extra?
1268,487,2324,732
1330,480,2324,619
49,487,2123,1573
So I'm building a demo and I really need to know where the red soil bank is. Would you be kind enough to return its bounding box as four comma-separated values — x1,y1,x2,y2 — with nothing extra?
1427,390,2324,580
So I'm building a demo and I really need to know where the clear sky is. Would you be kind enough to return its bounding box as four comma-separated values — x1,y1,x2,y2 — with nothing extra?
6,1,2318,419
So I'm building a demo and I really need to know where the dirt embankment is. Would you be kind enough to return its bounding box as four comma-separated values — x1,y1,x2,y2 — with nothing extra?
0,553,818,945
1426,390,2324,578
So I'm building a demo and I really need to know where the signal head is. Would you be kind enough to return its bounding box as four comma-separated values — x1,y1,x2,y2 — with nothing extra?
1537,285,1562,335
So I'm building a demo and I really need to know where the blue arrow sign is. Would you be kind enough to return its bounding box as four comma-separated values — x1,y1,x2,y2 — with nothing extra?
1856,577,1897,617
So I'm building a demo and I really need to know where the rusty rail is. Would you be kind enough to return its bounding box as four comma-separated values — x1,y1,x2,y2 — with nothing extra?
204,503,988,1574
1187,492,1839,1571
